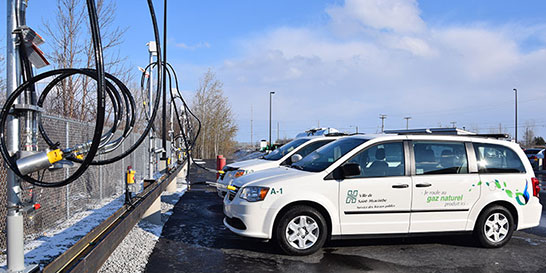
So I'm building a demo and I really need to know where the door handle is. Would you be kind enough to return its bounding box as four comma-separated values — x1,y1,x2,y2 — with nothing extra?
416,183,432,188
392,184,409,189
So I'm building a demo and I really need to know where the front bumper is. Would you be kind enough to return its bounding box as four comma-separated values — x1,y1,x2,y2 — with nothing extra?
223,194,276,239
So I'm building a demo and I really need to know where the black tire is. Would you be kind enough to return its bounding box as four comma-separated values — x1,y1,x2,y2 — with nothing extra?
275,206,327,255
474,205,515,248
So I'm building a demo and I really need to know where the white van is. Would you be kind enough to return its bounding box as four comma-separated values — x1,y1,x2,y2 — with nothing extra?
216,134,344,197
223,134,541,255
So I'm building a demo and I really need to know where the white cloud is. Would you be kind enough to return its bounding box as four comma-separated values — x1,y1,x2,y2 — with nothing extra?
326,0,426,34
175,41,211,50
214,0,546,140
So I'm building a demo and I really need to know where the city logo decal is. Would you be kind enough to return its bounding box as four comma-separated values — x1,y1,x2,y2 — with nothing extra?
346,190,358,204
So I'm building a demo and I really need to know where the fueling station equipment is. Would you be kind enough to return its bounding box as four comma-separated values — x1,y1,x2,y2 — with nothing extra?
2,0,201,271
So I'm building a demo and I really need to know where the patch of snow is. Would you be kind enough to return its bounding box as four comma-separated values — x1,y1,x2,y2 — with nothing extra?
0,178,187,272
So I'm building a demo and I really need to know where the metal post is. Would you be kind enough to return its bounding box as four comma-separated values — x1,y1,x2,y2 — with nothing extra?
99,154,103,201
147,42,156,179
513,88,518,143
379,114,387,133
404,116,411,130
161,0,168,161
269,91,275,147
6,0,24,271
66,121,70,219
250,105,253,148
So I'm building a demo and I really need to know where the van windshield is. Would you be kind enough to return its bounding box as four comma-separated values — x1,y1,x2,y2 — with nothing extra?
263,138,310,161
292,138,367,172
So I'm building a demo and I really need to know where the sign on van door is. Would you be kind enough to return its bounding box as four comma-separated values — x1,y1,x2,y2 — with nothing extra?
410,141,480,232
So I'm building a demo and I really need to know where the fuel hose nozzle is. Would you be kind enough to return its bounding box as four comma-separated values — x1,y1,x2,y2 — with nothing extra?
16,149,63,175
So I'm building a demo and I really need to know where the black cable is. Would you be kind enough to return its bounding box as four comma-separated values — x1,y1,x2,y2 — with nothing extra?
0,0,166,187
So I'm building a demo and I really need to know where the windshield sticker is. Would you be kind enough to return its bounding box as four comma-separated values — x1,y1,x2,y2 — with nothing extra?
469,179,530,206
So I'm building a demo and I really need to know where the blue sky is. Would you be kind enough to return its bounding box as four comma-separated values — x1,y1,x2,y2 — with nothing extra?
3,0,546,143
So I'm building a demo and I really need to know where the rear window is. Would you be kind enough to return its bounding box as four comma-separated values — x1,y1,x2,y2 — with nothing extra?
474,143,525,173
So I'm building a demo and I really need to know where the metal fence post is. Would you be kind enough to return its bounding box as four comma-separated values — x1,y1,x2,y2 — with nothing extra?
66,121,70,219
99,155,103,201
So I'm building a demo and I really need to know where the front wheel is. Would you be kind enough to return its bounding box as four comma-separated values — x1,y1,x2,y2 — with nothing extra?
474,205,515,248
275,206,327,255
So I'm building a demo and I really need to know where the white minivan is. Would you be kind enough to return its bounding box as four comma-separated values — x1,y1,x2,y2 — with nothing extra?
224,134,542,255
216,134,344,197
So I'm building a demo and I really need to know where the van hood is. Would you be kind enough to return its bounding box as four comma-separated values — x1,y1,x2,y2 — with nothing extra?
232,167,312,188
227,158,278,172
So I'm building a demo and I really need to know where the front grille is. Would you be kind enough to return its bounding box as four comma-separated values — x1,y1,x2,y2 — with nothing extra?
225,216,246,230
228,186,240,201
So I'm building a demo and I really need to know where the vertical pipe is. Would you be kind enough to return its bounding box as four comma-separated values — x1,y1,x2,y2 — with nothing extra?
161,0,167,160
66,121,70,219
148,50,154,178
6,0,24,270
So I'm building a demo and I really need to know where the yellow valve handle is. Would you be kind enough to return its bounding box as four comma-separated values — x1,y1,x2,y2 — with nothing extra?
227,185,237,191
47,149,63,164
218,170,225,174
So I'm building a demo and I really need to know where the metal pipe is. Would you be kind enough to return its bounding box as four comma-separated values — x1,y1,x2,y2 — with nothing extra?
161,0,167,161
6,0,24,270
148,45,154,179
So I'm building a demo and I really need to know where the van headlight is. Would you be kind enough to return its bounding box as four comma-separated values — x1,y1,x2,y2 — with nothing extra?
233,169,254,178
239,186,269,202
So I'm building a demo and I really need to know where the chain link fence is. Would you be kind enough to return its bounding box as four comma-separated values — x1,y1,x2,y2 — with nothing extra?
0,115,159,250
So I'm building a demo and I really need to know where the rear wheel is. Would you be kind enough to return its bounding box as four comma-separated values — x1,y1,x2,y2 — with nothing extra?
474,205,514,248
275,206,327,255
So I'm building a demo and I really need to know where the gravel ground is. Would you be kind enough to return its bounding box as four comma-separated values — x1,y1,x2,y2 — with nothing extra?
99,179,187,273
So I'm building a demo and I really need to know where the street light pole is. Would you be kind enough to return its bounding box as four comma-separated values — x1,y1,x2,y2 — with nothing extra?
269,91,275,147
513,88,518,143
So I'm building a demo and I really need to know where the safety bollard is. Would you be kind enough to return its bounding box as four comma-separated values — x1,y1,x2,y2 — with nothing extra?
217,155,226,179
125,166,136,204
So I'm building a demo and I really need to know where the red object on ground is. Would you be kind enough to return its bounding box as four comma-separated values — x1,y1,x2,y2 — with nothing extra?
34,203,41,210
217,155,226,179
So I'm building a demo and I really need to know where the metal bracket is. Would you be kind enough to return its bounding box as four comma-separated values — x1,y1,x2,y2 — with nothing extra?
10,104,43,116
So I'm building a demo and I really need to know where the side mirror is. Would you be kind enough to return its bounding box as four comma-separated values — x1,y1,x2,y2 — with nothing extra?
342,163,361,177
291,154,303,164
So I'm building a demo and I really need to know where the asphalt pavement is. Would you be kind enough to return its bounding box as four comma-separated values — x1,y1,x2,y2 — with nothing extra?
145,160,546,273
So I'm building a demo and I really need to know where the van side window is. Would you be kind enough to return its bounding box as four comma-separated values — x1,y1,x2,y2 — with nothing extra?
345,142,405,178
413,142,468,175
473,143,525,173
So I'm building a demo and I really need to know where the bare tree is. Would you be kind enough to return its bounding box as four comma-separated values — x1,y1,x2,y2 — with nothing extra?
192,69,238,159
41,0,130,122
523,121,536,147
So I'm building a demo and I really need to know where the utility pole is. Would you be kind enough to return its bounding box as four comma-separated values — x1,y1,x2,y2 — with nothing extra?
513,88,518,143
250,105,253,149
379,114,387,133
269,91,275,146
404,116,411,130
277,122,279,143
